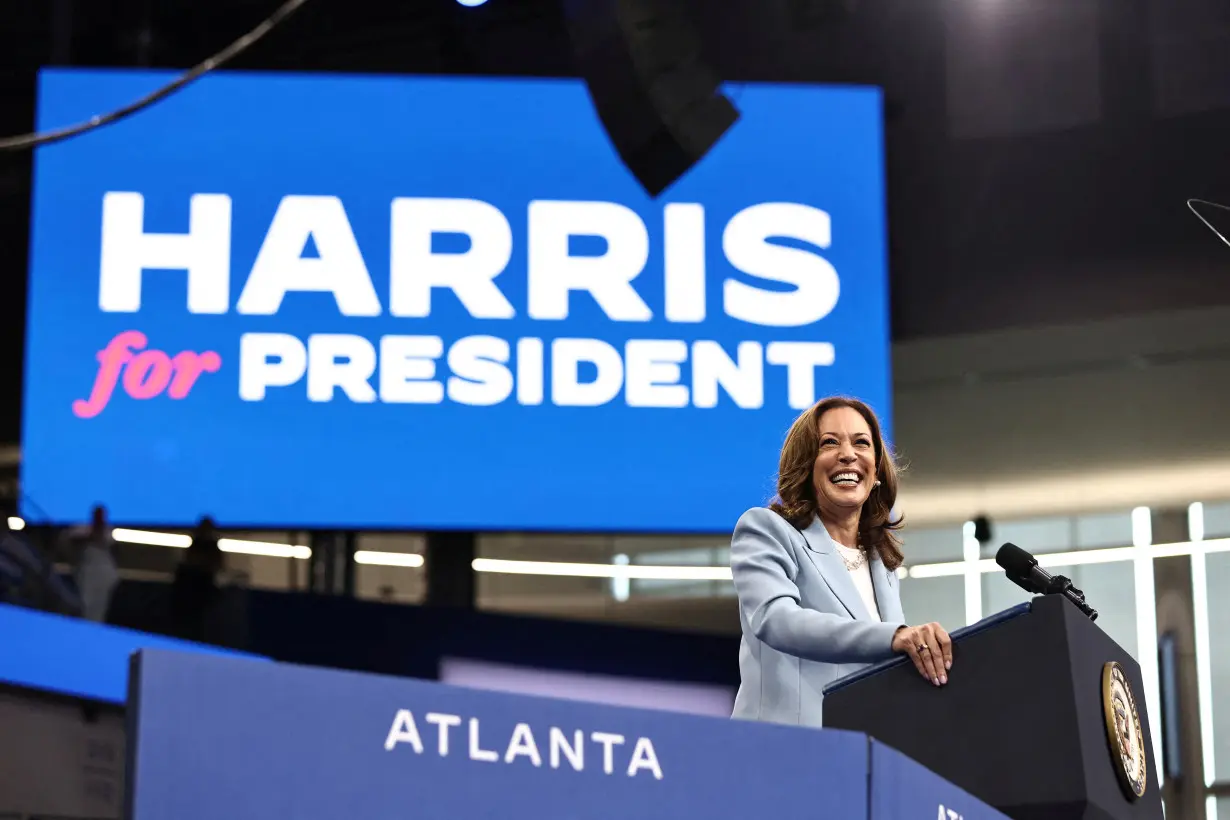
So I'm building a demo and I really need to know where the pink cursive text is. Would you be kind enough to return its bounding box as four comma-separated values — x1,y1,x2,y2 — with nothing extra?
73,330,222,419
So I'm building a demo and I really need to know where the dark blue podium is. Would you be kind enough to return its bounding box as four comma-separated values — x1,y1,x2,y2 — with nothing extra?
125,649,1007,820
824,598,1164,820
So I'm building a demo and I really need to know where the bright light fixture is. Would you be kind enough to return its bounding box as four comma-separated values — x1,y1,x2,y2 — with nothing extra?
110,528,312,559
103,528,422,566
218,538,311,560
84,524,1230,594
112,528,192,548
354,550,424,568
906,539,1230,579
7,516,24,531
472,557,732,581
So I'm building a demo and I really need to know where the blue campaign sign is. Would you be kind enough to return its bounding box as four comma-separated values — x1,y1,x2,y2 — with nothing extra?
24,69,890,531
0,603,260,704
128,648,870,820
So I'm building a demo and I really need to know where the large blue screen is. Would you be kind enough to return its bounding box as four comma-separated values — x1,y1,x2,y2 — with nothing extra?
25,69,890,532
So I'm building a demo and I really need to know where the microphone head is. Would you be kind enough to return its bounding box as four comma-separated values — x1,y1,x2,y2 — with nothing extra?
995,542,1037,575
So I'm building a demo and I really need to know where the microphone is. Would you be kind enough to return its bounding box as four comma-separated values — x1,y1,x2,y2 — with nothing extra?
995,542,1098,621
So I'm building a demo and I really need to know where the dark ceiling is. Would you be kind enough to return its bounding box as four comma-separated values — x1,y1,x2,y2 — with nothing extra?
2,0,1229,443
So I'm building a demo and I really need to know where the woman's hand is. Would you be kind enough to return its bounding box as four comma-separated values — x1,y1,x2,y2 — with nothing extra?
891,623,952,686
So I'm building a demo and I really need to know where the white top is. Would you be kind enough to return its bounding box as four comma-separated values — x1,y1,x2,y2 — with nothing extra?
835,544,881,621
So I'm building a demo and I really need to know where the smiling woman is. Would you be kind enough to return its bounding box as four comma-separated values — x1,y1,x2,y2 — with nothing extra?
729,396,954,728
771,397,903,574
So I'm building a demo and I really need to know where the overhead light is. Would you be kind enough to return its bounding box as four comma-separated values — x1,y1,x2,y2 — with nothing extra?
110,528,311,559
112,528,191,548
908,557,992,579
907,538,1230,579
82,525,1230,592
7,517,24,531
103,536,421,566
473,558,733,581
218,538,310,560
456,0,489,6
354,550,423,568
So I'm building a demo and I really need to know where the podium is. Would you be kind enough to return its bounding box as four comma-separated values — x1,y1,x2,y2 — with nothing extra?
823,595,1164,820
124,648,1010,820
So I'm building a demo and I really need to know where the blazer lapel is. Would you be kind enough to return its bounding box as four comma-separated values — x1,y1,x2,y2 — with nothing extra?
870,557,903,624
798,517,871,621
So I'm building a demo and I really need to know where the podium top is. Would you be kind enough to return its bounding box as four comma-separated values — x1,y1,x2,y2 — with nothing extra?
823,602,1032,696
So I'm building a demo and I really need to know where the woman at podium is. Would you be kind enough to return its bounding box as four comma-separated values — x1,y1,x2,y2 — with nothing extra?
730,396,953,727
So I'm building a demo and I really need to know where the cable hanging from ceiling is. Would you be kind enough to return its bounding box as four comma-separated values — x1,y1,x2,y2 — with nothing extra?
0,0,313,152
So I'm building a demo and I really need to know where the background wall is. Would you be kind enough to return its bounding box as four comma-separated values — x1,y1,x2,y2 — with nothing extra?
894,303,1230,525
0,689,124,819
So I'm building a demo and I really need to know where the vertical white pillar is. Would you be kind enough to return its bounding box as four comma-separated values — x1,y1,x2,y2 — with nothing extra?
962,521,983,626
1188,503,1218,806
1132,506,1162,788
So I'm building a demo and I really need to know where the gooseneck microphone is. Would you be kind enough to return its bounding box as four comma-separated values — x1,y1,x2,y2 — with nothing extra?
995,542,1098,621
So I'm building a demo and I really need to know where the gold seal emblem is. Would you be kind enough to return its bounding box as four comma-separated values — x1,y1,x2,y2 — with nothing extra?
1102,661,1147,800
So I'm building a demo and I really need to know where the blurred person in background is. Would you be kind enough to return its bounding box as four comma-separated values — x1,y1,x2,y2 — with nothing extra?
0,507,82,616
171,515,224,642
730,396,953,727
75,505,118,622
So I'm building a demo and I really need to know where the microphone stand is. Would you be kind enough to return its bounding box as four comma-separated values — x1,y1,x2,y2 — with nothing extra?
1011,571,1098,622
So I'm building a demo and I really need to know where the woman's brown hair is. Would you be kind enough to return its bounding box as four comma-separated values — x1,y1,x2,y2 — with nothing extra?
768,396,905,570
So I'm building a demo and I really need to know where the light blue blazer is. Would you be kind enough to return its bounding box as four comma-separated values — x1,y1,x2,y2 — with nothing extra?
730,506,906,727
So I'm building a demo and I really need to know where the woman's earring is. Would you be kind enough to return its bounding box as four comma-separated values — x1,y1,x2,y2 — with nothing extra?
873,480,881,487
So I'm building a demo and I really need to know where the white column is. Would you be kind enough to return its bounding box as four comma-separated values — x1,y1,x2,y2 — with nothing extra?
1132,506,1162,787
962,521,983,626
1189,503,1218,816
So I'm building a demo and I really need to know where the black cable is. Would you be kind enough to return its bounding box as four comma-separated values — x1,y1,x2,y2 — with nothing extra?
0,0,314,152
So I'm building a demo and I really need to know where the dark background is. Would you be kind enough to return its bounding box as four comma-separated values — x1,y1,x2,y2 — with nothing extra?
2,0,1228,443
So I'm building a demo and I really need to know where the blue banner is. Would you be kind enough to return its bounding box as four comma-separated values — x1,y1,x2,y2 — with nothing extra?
128,650,1007,820
128,649,870,820
0,603,259,704
26,70,890,531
